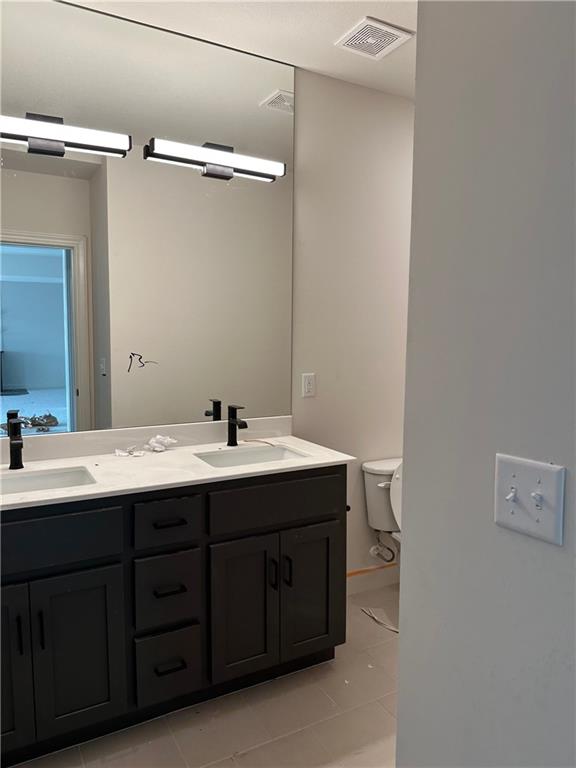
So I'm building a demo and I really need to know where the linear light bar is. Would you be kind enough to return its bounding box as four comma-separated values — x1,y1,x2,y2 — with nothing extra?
0,115,131,157
143,138,285,182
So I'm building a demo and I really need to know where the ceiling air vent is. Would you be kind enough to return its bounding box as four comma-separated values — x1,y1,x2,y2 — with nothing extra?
335,17,413,60
260,89,294,115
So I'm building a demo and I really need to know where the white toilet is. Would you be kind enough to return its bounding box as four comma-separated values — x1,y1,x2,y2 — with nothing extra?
362,458,403,543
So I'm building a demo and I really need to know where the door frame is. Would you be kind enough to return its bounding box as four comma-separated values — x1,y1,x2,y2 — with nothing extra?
0,229,94,431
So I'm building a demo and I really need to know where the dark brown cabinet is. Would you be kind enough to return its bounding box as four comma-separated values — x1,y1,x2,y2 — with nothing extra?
211,533,280,683
2,465,347,766
30,564,127,740
280,521,346,661
134,548,202,633
211,521,345,683
1,584,35,753
135,624,203,708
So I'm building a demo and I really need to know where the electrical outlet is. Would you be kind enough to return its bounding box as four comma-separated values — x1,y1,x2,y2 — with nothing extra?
301,373,316,398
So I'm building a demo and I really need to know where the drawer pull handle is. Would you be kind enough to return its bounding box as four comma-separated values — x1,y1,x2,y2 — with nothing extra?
16,615,24,656
38,611,46,651
153,584,187,599
154,658,187,677
282,555,293,587
153,517,187,531
268,558,279,590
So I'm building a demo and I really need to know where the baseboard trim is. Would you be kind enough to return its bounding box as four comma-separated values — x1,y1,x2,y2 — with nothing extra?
346,564,400,594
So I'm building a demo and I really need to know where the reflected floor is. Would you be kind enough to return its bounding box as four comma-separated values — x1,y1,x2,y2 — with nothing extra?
17,584,400,768
0,387,69,434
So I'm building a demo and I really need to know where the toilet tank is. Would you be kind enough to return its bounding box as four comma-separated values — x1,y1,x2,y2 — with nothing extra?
362,458,402,532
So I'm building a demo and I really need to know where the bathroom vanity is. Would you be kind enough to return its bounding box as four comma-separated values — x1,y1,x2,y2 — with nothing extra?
0,4,349,763
0,437,351,765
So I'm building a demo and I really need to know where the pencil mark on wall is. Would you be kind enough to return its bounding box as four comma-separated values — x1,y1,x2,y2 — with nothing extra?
127,352,159,373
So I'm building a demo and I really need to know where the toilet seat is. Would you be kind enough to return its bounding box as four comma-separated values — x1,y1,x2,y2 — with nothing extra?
390,461,403,529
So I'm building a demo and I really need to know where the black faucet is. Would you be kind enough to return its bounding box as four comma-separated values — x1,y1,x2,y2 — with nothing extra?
7,409,24,470
227,405,248,447
204,399,222,421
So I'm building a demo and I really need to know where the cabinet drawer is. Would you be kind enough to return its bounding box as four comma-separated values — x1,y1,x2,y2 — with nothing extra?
134,497,203,551
135,625,203,707
1,508,123,576
134,549,202,633
208,474,345,536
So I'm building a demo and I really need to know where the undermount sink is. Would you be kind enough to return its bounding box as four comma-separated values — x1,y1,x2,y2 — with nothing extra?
196,444,306,468
0,466,96,495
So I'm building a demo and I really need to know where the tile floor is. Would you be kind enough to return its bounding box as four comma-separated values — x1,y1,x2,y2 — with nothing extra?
17,584,400,768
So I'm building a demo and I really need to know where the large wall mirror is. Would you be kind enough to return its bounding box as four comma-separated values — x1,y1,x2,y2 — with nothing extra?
0,1,294,434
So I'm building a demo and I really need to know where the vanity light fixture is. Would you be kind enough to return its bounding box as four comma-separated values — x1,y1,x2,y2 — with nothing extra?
0,113,132,158
143,138,285,183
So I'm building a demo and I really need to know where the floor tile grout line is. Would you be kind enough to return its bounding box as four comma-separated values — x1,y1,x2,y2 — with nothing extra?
232,697,398,767
363,633,399,649
228,695,397,763
164,713,195,768
375,696,398,719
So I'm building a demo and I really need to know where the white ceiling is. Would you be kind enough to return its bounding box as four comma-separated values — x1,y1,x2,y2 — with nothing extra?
75,1,418,100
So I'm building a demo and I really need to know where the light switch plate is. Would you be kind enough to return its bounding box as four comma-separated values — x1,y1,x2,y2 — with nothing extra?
494,454,565,545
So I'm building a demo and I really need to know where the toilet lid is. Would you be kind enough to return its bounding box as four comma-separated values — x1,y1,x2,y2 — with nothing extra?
390,461,403,529
362,457,402,475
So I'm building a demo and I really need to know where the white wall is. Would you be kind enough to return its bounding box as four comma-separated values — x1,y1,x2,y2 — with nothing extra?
1,168,91,238
398,3,576,767
105,148,293,428
292,70,414,574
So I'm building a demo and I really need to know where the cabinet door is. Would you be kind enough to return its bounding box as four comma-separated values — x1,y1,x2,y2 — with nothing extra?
30,564,127,740
211,534,280,683
1,584,35,753
280,521,346,662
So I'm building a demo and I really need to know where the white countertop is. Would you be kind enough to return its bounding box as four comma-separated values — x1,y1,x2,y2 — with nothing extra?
0,436,354,511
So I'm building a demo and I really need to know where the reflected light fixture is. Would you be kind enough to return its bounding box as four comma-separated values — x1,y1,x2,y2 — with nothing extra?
143,138,285,183
0,113,132,158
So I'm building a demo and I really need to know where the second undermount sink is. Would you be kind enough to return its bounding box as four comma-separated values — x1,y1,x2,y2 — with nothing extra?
0,466,96,495
196,444,306,468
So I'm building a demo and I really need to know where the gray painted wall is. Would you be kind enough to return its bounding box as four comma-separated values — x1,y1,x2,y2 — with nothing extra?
398,3,576,766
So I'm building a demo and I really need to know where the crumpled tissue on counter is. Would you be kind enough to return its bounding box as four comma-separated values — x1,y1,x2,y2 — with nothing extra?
115,446,145,457
144,435,178,452
114,435,177,457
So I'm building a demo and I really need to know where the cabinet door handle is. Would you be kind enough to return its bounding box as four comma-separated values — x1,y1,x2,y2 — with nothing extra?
282,555,293,587
154,658,187,677
38,611,46,651
16,615,24,656
268,557,279,590
153,517,187,530
153,584,187,599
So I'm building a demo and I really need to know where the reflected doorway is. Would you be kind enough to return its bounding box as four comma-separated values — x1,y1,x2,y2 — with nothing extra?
0,236,92,434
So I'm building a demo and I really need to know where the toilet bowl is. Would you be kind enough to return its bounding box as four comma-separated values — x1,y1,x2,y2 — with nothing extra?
362,458,403,542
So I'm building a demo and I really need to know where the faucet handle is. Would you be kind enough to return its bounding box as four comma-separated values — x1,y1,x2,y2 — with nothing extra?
204,399,222,421
227,404,246,423
228,404,245,419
